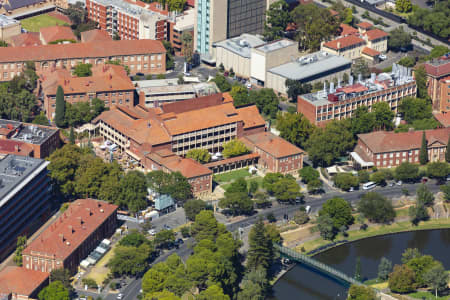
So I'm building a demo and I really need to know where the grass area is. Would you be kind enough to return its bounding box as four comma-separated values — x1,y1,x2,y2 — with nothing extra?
21,14,68,32
394,207,410,217
407,291,449,300
371,282,389,290
87,244,116,285
213,168,250,183
295,218,450,254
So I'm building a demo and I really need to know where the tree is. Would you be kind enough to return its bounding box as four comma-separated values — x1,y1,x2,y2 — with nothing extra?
358,192,395,223
357,170,370,183
373,102,394,131
73,63,92,77
263,0,292,41
428,45,450,59
417,183,434,206
414,65,429,99
370,171,387,186
446,136,450,163
184,199,206,221
13,236,26,266
66,2,86,26
398,97,432,123
38,281,69,300
251,88,280,119
166,0,186,12
277,112,315,149
33,112,49,126
293,210,309,225
317,214,336,240
54,85,65,127
219,191,253,216
306,120,355,167
262,172,284,194
108,244,152,276
406,254,440,287
69,127,75,145
395,162,420,182
162,40,175,70
118,170,148,213
190,210,227,242
237,267,267,300
181,31,193,62
378,257,393,281
333,173,359,191
424,264,449,298
222,139,250,158
299,166,319,183
347,284,377,300
186,149,211,163
427,162,449,181
272,177,302,204
50,269,72,291
307,178,323,193
212,73,231,92
290,4,340,51
197,285,230,300
440,184,450,202
388,264,416,293
351,59,370,79
285,79,312,102
396,0,412,12
254,191,272,209
401,248,421,264
247,218,274,272
397,56,416,67
248,180,259,195
388,26,411,51
320,197,354,231
230,85,250,106
351,106,376,135
154,229,176,248
120,230,149,247
419,131,428,165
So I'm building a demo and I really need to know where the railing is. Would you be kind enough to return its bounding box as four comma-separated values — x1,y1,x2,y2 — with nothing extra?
274,244,362,286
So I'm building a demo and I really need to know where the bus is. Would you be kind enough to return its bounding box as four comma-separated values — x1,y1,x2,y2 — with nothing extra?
362,181,377,190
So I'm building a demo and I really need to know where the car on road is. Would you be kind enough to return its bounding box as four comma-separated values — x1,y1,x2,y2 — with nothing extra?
396,180,403,185
174,238,184,246
117,294,123,300
148,229,156,236
163,224,171,230
183,72,191,76
379,54,387,60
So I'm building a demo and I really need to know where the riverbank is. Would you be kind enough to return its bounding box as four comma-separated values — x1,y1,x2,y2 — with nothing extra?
293,217,450,255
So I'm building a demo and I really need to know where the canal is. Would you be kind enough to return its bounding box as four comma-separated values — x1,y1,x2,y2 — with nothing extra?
271,229,450,300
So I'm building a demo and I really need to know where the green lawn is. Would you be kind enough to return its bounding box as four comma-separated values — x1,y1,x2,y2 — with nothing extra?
21,14,68,32
408,291,449,300
213,168,251,183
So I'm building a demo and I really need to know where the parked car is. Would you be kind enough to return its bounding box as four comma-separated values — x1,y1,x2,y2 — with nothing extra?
379,54,387,60
148,229,156,236
117,294,123,300
396,180,403,185
163,224,171,230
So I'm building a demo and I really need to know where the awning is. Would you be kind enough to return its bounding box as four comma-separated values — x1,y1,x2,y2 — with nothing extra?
350,152,374,167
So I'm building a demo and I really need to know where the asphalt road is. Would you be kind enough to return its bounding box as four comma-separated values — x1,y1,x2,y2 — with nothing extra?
80,181,443,300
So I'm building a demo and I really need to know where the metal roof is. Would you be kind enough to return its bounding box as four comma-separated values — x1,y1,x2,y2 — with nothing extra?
214,34,265,59
0,14,19,27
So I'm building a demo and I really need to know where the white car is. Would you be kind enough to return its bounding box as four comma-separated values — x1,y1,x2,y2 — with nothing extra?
117,294,123,300
379,54,387,60
148,229,156,236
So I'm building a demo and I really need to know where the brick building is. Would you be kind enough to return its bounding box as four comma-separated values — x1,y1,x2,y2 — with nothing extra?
22,199,118,274
86,0,171,40
0,119,60,158
351,128,450,169
423,56,450,112
297,69,417,127
39,26,77,45
39,64,135,120
0,39,166,81
0,267,49,300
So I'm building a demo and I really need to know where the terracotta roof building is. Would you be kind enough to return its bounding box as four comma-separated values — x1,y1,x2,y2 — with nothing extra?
0,39,166,81
423,57,450,112
0,267,49,300
9,32,41,47
22,199,118,274
80,29,112,43
434,112,450,127
339,23,359,37
39,64,135,120
352,128,450,169
39,26,77,45
356,22,373,32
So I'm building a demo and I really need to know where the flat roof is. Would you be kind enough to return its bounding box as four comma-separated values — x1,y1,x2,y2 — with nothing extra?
93,0,168,19
174,8,194,31
254,39,295,53
268,51,351,81
0,15,19,27
0,119,58,145
214,34,265,58
0,155,49,204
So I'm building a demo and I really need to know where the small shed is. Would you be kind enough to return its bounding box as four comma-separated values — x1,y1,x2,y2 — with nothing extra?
155,194,175,214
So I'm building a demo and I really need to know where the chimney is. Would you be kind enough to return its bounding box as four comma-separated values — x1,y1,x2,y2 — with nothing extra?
86,207,92,216
109,74,112,80
68,225,74,233
14,144,19,152
59,233,64,242
337,42,341,49
77,216,83,225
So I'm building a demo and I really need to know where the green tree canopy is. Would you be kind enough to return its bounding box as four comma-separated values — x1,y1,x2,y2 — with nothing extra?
272,177,302,204
396,0,412,13
414,65,429,99
186,149,211,163
38,281,69,300
378,257,393,281
109,244,152,276
54,85,65,127
285,79,312,102
426,162,449,181
388,26,411,51
319,197,354,230
333,173,359,191
219,191,253,216
247,218,275,272
407,1,450,39
222,139,250,158
213,73,231,92
358,192,395,223
395,162,420,182
263,0,292,41
373,102,394,131
351,106,376,135
277,112,315,149
299,166,320,183
184,199,207,221
398,97,432,123
424,264,449,297
73,63,92,77
388,264,416,293
118,170,148,213
317,214,336,240
347,285,376,300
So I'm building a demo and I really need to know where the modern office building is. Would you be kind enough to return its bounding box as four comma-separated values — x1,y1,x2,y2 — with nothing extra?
0,155,51,262
352,128,450,169
194,0,268,60
22,199,118,274
297,66,417,127
0,119,60,159
423,55,450,112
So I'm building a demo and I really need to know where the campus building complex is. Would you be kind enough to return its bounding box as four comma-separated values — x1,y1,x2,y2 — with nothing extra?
0,119,60,158
0,39,166,80
0,266,49,300
423,55,450,112
297,66,417,126
0,155,51,262
22,199,118,274
352,128,450,169
39,64,135,120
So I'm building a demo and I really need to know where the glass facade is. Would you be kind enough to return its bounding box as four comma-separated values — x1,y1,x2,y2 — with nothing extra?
196,0,210,54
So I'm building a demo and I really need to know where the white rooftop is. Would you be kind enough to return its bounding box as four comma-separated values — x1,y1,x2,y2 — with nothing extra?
214,34,265,58
174,8,195,31
0,14,19,27
254,39,295,53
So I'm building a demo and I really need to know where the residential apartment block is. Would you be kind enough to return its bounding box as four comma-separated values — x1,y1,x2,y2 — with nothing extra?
0,119,60,159
0,39,166,80
352,128,450,169
0,155,51,262
86,0,171,40
39,64,135,120
423,56,450,112
22,199,118,274
297,68,417,127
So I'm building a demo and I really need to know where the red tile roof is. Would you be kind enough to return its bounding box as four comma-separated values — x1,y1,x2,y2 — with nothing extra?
241,131,304,158
323,35,365,50
186,0,195,6
237,105,266,129
9,32,41,47
161,156,212,178
0,39,166,62
358,128,450,153
339,24,358,36
22,199,117,261
424,60,450,78
357,22,373,29
364,28,388,41
0,140,33,156
362,47,380,57
80,29,112,43
0,267,49,297
40,26,77,44
433,112,450,127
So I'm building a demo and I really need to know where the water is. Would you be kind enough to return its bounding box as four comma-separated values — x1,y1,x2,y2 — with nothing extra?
272,229,450,300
